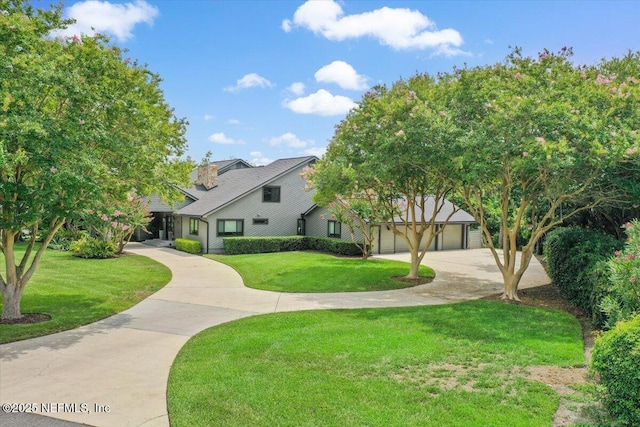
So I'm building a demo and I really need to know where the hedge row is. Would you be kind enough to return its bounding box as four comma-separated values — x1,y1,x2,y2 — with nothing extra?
544,226,623,327
176,238,202,254
223,236,366,256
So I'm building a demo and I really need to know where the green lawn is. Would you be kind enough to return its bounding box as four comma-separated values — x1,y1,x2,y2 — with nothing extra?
206,251,435,292
168,301,584,427
0,245,171,343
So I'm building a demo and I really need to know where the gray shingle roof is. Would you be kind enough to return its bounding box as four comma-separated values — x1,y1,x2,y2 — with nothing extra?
392,197,476,224
178,156,316,217
187,159,252,183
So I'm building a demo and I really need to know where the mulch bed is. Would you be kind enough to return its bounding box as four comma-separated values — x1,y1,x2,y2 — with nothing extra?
0,313,52,325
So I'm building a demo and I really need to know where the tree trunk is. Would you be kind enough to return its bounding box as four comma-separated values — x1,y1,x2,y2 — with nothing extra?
2,279,25,320
406,259,421,280
501,274,521,301
499,246,534,301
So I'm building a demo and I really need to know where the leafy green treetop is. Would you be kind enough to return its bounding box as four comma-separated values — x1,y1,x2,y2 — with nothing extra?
446,48,640,300
310,74,462,279
0,1,192,319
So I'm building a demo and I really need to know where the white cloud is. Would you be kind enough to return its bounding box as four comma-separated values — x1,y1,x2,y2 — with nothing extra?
484,38,494,45
314,60,368,90
304,146,327,158
282,19,292,32
224,73,274,92
227,119,241,125
269,132,313,148
51,0,158,42
207,132,245,145
283,89,356,116
203,114,214,121
249,151,272,166
283,1,465,54
288,82,306,96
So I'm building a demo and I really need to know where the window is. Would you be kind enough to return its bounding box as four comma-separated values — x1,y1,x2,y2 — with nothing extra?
217,219,244,236
327,220,341,238
297,218,306,236
253,218,269,225
189,218,199,235
262,186,281,203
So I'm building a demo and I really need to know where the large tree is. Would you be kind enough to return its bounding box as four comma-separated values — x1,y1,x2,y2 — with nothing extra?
0,1,191,319
446,48,640,300
311,74,462,279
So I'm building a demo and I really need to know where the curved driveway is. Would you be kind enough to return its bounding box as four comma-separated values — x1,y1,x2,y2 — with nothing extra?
0,244,549,427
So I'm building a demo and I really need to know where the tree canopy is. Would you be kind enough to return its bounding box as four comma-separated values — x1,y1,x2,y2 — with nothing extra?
446,48,640,299
310,74,462,279
0,1,192,319
311,48,639,297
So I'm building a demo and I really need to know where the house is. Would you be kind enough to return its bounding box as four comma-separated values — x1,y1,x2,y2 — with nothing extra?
146,155,480,253
147,156,318,253
302,197,480,255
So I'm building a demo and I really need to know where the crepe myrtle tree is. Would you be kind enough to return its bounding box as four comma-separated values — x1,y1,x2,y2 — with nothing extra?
303,164,387,259
0,1,192,319
83,193,153,255
445,48,640,300
311,74,462,279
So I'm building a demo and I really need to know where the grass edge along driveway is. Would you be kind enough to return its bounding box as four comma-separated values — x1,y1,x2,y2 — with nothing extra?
206,251,435,292
0,246,171,343
168,301,584,427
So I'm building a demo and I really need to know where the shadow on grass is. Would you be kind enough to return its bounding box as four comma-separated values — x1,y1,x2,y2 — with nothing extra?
334,301,581,359
0,292,136,359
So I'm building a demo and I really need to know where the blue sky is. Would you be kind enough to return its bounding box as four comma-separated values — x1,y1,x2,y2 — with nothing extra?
46,0,640,165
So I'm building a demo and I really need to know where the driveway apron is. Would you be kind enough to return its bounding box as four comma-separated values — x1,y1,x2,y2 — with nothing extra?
0,244,550,427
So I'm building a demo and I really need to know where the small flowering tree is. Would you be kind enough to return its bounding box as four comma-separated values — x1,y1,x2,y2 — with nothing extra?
84,194,152,255
601,220,640,328
302,165,383,259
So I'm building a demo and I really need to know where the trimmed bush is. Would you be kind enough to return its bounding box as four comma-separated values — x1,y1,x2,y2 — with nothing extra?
305,237,366,256
70,237,117,259
176,238,201,254
545,226,623,327
222,236,366,256
223,236,306,255
591,314,640,426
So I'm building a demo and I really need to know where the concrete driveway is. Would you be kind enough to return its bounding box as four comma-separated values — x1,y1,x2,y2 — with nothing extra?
0,246,549,427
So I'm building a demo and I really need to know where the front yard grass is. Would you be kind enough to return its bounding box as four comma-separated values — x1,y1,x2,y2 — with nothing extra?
206,251,435,292
0,245,171,343
168,300,584,427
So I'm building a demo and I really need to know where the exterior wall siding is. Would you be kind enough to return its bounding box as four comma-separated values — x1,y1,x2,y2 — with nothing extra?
204,165,315,252
178,216,206,252
304,206,364,242
468,228,483,249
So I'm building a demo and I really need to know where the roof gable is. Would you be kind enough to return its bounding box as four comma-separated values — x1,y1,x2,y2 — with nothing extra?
178,156,316,217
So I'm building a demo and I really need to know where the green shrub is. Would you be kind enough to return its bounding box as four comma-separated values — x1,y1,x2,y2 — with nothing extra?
600,220,640,328
305,236,366,256
545,226,623,327
223,236,306,255
591,314,640,426
221,236,365,256
69,237,117,259
47,235,73,251
175,238,201,254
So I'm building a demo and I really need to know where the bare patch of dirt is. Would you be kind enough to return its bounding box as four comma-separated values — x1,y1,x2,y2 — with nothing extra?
0,313,51,325
481,275,602,426
392,275,434,286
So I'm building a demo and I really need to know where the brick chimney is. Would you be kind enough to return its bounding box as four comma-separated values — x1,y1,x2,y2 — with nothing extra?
197,164,218,190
